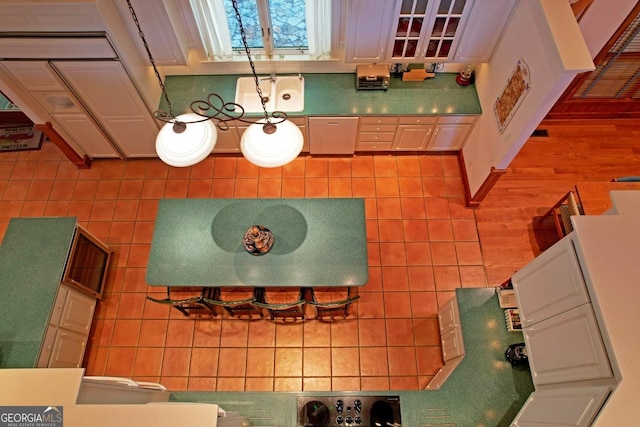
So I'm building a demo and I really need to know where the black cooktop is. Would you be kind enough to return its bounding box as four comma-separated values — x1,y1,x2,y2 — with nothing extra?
297,395,401,427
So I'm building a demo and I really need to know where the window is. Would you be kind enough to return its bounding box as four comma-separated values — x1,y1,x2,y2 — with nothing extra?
190,0,331,61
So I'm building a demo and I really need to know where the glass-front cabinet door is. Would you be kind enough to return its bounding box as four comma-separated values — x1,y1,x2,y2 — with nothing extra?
389,0,473,62
390,0,430,60
424,0,468,60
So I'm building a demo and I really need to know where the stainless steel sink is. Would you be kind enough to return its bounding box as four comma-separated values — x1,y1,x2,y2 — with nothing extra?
235,75,304,113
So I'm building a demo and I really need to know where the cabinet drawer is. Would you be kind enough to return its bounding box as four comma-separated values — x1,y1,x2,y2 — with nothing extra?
358,132,396,142
437,115,477,124
398,116,437,125
356,141,393,151
359,116,399,125
359,124,397,133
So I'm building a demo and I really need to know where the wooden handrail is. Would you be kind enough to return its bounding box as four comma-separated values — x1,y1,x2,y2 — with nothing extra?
33,122,91,169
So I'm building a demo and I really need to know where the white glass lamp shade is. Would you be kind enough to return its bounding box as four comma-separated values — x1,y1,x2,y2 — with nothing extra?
241,119,304,168
155,113,217,167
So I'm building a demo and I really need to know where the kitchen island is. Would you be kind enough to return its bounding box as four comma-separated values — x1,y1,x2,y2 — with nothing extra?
146,198,368,287
0,217,77,368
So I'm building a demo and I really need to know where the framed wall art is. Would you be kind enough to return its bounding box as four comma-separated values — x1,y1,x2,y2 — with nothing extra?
494,59,531,134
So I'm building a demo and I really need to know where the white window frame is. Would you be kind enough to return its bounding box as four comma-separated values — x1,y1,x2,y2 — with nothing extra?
190,0,331,61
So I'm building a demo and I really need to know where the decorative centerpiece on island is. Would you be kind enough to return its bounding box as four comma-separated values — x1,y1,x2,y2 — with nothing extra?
243,225,274,255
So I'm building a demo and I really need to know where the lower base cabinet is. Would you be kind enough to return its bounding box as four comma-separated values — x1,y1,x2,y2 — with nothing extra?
38,283,96,368
426,295,465,389
511,386,610,427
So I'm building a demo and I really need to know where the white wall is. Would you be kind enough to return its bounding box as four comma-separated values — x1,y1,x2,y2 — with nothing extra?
462,0,594,197
579,0,637,57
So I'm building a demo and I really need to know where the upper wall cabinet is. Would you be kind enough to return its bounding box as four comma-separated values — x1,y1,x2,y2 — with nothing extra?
345,0,396,62
114,0,189,66
454,0,516,63
390,0,474,62
346,0,474,63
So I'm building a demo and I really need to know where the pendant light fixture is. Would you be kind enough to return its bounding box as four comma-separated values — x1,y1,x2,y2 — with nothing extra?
126,0,302,168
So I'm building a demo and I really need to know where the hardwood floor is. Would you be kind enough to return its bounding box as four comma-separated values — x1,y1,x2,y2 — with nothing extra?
477,120,640,285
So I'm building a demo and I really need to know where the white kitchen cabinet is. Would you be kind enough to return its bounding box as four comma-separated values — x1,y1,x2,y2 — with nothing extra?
0,60,119,158
356,116,398,151
309,117,359,155
51,113,120,158
52,61,158,158
0,61,66,91
513,237,590,328
392,116,436,150
455,0,516,63
38,283,96,368
426,294,465,389
513,235,612,387
287,117,309,153
389,0,474,62
345,0,396,62
427,115,475,150
511,386,610,427
428,124,470,150
48,328,89,368
438,295,465,361
216,117,307,154
523,304,612,385
354,115,478,152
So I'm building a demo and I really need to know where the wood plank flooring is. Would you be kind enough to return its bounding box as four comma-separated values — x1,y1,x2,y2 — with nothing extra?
477,120,640,285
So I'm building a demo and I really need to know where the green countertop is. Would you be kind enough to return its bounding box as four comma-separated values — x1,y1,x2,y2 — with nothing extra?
163,73,482,117
171,288,534,426
0,217,77,368
146,198,368,287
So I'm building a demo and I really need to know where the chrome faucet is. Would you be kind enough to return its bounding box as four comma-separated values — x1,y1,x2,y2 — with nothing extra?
260,72,277,83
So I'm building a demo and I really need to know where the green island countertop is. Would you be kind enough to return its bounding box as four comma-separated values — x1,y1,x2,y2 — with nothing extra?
147,198,368,287
163,73,482,117
0,217,77,368
172,288,534,426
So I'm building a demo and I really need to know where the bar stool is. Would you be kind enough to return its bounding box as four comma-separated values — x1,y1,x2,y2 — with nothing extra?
202,287,264,318
254,288,307,320
146,287,216,317
308,287,360,319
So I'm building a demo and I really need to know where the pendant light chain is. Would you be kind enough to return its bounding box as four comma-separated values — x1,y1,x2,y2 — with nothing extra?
126,0,177,121
231,0,274,128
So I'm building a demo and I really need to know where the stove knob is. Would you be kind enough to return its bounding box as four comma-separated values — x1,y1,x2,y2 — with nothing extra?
336,415,344,424
354,415,362,425
335,399,344,414
345,415,354,424
354,399,362,413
